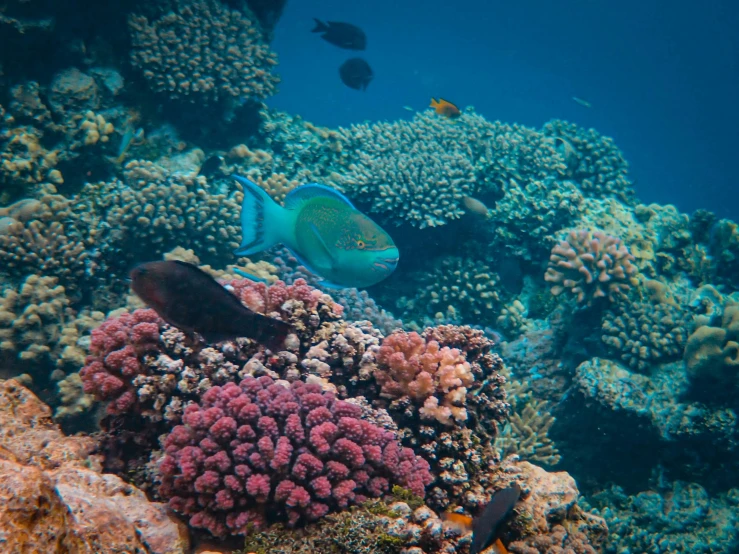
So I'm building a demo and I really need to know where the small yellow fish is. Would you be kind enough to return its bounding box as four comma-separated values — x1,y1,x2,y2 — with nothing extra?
572,96,592,108
430,98,461,118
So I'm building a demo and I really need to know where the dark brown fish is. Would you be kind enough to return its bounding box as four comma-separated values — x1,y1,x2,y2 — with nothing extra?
197,155,224,177
312,19,366,50
470,484,521,554
339,58,373,91
130,261,292,351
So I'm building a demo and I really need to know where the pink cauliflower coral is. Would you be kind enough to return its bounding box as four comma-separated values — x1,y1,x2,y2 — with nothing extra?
79,308,163,414
375,330,475,426
158,375,433,537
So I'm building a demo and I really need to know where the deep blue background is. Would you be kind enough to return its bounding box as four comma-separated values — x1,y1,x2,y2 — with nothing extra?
266,0,739,221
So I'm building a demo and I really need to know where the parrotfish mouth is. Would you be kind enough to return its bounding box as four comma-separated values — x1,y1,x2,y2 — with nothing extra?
373,256,399,272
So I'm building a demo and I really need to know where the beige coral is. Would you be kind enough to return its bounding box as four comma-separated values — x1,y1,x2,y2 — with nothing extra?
545,229,638,305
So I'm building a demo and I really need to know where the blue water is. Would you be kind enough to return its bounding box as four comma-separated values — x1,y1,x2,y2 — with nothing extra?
268,0,739,220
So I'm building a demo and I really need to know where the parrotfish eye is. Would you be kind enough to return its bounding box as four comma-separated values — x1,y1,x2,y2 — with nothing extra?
356,240,366,249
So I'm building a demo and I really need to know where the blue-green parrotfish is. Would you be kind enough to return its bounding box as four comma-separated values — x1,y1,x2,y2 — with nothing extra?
233,175,399,289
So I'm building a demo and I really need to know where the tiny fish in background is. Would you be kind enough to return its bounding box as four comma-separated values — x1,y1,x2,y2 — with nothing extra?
197,154,224,177
312,19,367,50
130,260,293,351
430,98,461,118
463,196,491,218
572,96,592,108
339,58,373,91
403,105,415,112
114,127,144,165
233,175,399,288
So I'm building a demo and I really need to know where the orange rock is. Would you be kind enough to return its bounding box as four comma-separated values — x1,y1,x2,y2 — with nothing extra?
0,379,190,553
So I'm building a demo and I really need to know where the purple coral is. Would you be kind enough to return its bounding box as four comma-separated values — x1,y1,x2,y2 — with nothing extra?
158,375,433,537
545,229,638,306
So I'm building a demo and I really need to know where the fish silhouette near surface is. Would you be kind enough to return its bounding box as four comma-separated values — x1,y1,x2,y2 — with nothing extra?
130,260,292,351
233,175,399,289
339,57,373,91
442,484,522,554
430,98,461,118
312,19,366,50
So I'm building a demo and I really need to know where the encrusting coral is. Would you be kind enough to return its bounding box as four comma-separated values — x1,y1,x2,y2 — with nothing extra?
129,0,279,105
545,229,639,306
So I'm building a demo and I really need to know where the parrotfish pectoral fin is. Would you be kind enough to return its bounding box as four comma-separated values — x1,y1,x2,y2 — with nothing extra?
233,175,287,256
316,279,345,290
232,268,270,283
308,223,338,269
284,183,356,210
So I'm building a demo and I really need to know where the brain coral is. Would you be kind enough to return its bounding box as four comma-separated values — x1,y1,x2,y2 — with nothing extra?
129,0,279,105
545,229,638,306
158,376,433,536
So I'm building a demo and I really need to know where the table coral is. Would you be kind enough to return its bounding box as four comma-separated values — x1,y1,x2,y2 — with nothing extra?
129,0,279,105
158,375,433,536
545,229,638,306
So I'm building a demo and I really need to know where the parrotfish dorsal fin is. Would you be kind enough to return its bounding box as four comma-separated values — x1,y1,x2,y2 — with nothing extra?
284,183,355,210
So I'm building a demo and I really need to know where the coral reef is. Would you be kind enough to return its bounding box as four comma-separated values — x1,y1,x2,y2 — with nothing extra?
587,480,739,554
158,376,433,536
374,331,475,426
545,229,639,306
129,0,279,105
601,286,689,372
684,302,739,400
0,379,189,553
542,120,635,204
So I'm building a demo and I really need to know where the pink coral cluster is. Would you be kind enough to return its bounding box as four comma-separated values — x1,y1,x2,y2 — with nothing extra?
158,375,433,537
228,277,343,321
79,309,163,414
545,229,638,306
375,331,474,426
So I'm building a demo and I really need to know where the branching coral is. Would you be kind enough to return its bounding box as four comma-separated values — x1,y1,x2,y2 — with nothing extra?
342,113,477,228
396,255,502,327
158,376,433,536
129,0,279,105
542,119,635,204
545,229,638,306
374,331,475,426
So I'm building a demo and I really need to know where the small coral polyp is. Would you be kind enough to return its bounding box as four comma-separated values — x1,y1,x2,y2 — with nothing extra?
158,375,433,537
545,229,638,306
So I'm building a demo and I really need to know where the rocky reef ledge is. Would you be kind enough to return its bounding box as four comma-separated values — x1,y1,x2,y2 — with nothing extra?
0,378,189,553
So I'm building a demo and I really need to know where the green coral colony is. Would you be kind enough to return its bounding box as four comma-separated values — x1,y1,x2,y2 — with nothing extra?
0,0,738,552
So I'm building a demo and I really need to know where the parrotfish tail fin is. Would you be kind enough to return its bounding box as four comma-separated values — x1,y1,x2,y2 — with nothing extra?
233,175,285,256
312,18,328,33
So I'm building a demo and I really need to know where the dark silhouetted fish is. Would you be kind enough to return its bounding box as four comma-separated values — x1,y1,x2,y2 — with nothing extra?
470,484,521,554
339,58,373,91
312,19,366,50
130,260,292,351
197,155,224,177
